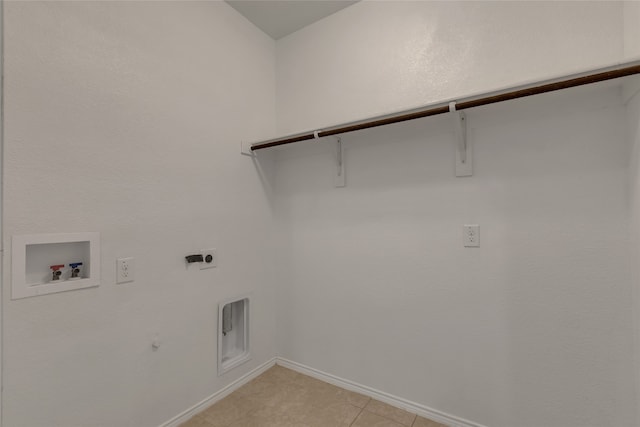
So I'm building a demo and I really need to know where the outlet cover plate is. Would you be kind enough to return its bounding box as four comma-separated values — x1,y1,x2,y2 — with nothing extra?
117,257,135,283
463,224,480,247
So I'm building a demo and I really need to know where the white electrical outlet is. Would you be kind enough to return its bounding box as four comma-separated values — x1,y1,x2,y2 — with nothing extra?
463,225,480,247
117,257,135,283
200,249,217,270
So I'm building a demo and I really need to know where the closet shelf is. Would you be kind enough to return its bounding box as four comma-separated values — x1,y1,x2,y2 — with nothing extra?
244,59,640,153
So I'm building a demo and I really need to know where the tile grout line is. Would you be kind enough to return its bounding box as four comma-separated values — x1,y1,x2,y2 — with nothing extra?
362,399,418,427
356,407,417,427
349,405,366,427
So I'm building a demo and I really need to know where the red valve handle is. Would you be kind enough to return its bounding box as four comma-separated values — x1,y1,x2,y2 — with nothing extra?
49,264,64,271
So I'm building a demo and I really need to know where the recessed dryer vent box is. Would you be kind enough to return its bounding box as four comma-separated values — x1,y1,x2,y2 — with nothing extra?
218,296,250,376
12,232,100,299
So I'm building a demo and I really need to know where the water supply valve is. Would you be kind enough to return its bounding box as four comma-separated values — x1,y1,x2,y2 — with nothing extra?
49,264,64,282
69,262,83,280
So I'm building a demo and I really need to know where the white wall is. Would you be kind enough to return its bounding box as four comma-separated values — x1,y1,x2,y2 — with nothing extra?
623,1,640,101
276,1,624,135
274,2,635,426
274,85,635,427
624,1,640,59
626,0,640,420
628,90,640,427
624,1,640,424
3,2,277,426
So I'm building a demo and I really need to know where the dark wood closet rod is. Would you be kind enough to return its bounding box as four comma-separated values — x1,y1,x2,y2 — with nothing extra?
250,61,640,151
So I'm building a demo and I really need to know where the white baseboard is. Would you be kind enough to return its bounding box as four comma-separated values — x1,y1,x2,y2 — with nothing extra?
276,357,487,427
159,357,276,427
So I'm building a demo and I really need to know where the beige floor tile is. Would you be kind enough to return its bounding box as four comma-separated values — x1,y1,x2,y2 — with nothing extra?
235,379,302,411
255,365,300,385
412,415,449,427
364,400,416,426
352,410,407,427
333,386,370,408
198,394,261,427
180,366,423,427
247,383,311,421
300,402,363,427
292,372,330,390
227,413,305,427
179,415,214,427
295,375,370,409
235,367,304,408
234,378,276,399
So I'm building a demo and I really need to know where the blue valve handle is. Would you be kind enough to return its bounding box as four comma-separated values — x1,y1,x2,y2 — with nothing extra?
69,262,83,268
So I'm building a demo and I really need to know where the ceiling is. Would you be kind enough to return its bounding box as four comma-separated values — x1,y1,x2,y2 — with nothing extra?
226,1,359,40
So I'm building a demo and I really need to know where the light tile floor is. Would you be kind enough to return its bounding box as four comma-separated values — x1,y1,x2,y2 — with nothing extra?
181,365,447,427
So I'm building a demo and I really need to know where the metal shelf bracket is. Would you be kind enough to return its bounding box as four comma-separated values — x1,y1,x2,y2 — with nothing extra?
335,136,345,187
450,102,472,177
